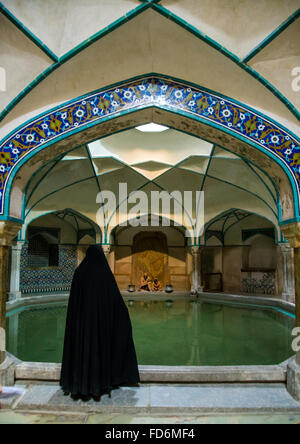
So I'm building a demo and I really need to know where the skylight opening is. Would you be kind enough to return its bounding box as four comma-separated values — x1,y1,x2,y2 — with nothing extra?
135,123,169,133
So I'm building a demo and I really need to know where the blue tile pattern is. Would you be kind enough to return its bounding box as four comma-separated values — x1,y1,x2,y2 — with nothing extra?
20,243,77,294
0,76,299,215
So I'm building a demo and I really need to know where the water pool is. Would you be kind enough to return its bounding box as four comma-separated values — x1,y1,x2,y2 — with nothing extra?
6,299,295,366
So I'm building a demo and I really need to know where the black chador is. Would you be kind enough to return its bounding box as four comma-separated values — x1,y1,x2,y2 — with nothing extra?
60,245,140,398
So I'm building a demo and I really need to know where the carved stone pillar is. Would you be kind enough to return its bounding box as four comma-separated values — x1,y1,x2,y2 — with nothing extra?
280,243,295,303
0,222,22,366
281,222,300,400
190,246,203,295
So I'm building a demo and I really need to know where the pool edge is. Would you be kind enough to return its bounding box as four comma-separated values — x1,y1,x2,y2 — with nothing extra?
5,292,295,385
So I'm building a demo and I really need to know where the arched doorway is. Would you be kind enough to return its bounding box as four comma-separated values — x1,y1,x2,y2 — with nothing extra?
132,231,169,292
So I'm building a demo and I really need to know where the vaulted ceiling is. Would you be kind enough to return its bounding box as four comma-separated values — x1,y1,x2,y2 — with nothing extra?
0,0,299,140
23,128,280,239
1,0,298,242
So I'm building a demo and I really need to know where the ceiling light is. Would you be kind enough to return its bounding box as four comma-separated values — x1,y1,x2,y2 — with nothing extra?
135,123,169,133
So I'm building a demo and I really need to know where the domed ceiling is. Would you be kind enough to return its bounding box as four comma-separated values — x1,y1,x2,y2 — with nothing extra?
24,128,279,238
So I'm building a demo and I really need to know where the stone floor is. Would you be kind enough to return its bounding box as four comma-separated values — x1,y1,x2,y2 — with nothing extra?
1,382,300,424
1,410,300,424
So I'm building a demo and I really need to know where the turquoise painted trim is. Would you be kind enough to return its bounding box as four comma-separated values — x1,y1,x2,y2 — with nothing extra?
243,9,300,63
244,162,278,206
106,175,196,240
22,143,88,218
152,3,300,121
22,208,101,242
224,215,278,244
85,144,108,242
280,217,300,226
151,181,199,242
0,215,22,224
173,160,277,220
206,173,278,219
223,214,253,239
24,157,134,222
0,2,58,62
0,2,150,123
205,210,252,246
204,207,279,245
201,145,216,191
24,155,65,210
239,156,278,206
4,102,299,223
85,145,102,193
6,301,69,318
25,175,96,218
1,2,299,127
205,297,295,320
213,144,280,205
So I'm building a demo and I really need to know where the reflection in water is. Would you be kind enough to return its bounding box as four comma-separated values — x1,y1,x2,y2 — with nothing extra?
6,300,295,366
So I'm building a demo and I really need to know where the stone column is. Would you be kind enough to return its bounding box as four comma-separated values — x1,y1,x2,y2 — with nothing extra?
0,222,22,365
280,243,295,303
190,246,203,295
8,241,24,301
281,222,300,400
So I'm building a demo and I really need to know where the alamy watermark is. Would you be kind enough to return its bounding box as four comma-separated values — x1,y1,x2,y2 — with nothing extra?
292,327,300,353
0,67,6,92
96,183,204,239
291,67,300,92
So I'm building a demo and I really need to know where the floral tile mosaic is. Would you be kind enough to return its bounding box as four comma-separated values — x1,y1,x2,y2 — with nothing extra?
0,76,299,215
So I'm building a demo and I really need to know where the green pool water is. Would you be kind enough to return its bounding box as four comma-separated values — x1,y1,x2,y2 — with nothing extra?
6,299,295,366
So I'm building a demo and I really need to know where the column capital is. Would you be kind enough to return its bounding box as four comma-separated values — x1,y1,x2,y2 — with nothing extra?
281,223,300,249
11,240,24,252
189,246,202,255
0,221,22,247
102,244,111,256
279,242,293,253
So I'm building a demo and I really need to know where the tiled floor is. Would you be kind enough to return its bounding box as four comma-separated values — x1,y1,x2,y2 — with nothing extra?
1,382,300,424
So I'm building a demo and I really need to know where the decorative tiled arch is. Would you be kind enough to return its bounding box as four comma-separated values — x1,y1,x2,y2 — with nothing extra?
0,75,299,218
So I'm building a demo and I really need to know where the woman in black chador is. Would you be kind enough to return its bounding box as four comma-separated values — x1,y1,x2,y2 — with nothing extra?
60,245,140,399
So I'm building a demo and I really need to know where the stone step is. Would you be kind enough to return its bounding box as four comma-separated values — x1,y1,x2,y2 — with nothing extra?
14,362,287,383
6,383,300,415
